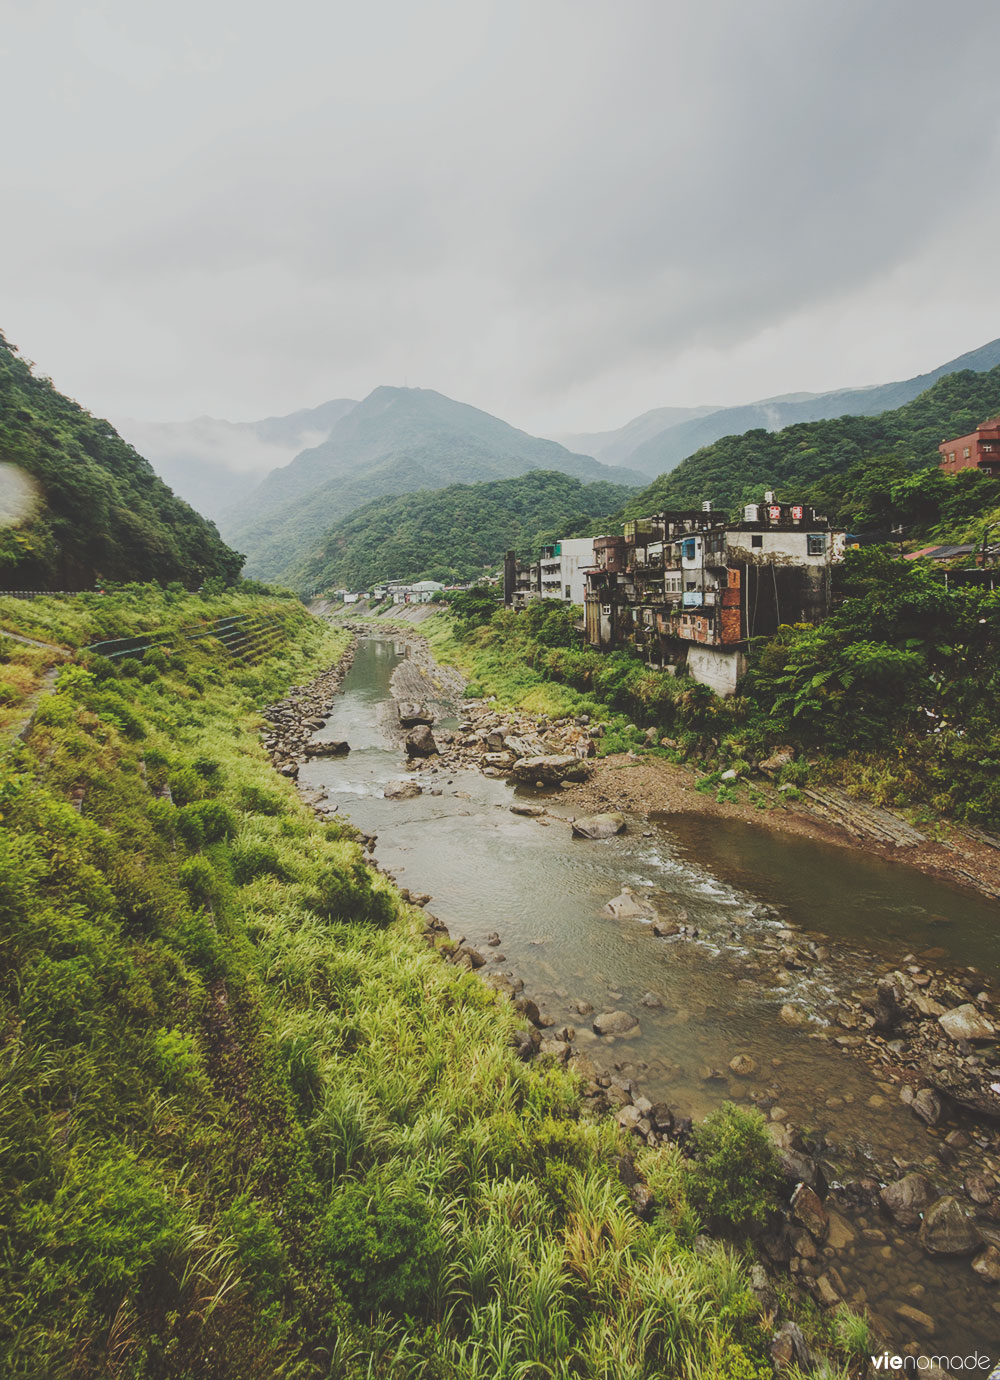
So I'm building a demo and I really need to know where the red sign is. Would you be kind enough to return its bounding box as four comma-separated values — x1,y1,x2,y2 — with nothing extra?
768,505,781,522
791,505,804,520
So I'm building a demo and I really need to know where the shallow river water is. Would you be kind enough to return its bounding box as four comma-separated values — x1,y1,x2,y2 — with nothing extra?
302,637,1000,1354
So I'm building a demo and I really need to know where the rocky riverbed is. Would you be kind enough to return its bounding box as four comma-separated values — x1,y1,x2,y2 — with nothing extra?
267,629,1000,1355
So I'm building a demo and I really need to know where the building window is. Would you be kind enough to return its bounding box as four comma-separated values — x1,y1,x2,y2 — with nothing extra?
964,447,972,459
751,534,763,548
806,533,826,556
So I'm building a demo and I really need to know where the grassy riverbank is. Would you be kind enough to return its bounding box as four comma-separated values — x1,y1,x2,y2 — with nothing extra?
0,587,862,1378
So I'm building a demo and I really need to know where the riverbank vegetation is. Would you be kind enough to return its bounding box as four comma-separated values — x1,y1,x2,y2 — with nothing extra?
429,548,1000,827
0,586,855,1377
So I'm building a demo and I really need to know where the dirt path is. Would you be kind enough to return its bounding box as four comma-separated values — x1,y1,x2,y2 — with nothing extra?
1,627,69,743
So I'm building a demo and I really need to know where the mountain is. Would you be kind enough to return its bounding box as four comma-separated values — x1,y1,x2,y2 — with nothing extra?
223,385,645,583
623,363,1000,525
117,398,357,524
556,404,722,468
295,470,635,592
0,332,243,590
557,337,1000,477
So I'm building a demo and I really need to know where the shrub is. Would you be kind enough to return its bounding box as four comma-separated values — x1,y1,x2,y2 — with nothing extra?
321,1179,441,1316
686,1103,781,1233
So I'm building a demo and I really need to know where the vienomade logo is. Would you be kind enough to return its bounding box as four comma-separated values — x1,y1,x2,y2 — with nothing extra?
870,1355,994,1374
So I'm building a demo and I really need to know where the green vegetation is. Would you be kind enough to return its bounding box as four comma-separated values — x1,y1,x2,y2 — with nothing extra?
0,332,243,590
0,586,844,1378
430,547,1000,826
224,385,642,584
297,470,633,591
625,363,1000,538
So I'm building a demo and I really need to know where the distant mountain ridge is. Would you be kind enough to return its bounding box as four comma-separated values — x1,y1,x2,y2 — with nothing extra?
555,337,1000,476
118,398,357,523
222,385,646,583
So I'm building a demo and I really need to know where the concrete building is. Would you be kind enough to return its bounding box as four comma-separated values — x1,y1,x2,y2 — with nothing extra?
503,537,597,609
939,417,1000,476
392,579,445,605
585,499,845,695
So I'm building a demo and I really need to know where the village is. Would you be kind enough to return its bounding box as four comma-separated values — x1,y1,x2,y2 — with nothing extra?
333,415,1000,698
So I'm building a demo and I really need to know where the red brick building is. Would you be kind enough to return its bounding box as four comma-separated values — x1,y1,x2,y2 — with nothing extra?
938,417,1000,476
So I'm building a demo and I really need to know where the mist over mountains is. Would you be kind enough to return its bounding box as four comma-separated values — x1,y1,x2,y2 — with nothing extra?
218,386,646,583
118,398,357,523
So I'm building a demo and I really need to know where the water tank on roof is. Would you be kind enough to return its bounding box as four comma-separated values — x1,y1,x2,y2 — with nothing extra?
744,504,760,523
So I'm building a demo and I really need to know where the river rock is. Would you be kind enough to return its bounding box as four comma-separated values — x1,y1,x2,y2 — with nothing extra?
728,1054,756,1077
593,1010,639,1037
917,1195,981,1256
571,811,626,839
604,886,651,918
770,1321,813,1372
910,1087,945,1126
779,1003,809,1028
305,738,351,756
894,1303,936,1336
880,1173,936,1228
514,997,541,1026
510,754,591,785
509,803,545,816
938,1003,997,1043
538,1038,571,1063
405,725,438,757
971,1245,1000,1283
922,1057,1000,1118
398,702,433,726
383,779,422,800
791,1183,828,1241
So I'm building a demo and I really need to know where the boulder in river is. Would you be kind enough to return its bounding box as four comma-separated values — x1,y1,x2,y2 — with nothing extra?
790,1182,828,1241
305,739,351,757
604,886,651,918
398,702,434,726
971,1245,1000,1283
592,1010,639,1037
728,1053,756,1077
917,1194,981,1256
572,812,626,840
938,1002,996,1043
383,779,423,800
510,754,591,785
405,725,438,757
880,1172,936,1228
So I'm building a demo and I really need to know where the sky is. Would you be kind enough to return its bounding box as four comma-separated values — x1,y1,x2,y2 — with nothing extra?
3,0,1000,441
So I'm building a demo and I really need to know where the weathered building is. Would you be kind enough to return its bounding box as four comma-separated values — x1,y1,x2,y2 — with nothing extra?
504,537,598,609
939,417,1000,476
584,499,845,695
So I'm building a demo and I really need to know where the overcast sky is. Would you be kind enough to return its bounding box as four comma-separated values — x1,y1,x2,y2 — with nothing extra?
3,0,1000,438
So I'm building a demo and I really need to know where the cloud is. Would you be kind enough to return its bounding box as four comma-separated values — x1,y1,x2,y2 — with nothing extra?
2,0,1000,434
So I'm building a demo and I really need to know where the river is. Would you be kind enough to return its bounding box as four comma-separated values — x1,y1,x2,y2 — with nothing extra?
300,635,1000,1354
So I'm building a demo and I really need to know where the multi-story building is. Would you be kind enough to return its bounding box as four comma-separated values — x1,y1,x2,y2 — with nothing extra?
939,417,1000,476
504,537,597,609
584,498,845,695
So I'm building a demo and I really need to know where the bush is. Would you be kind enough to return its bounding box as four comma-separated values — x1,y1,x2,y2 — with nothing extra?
321,1179,441,1316
686,1103,781,1233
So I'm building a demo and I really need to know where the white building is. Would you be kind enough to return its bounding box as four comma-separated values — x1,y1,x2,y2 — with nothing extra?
538,537,597,606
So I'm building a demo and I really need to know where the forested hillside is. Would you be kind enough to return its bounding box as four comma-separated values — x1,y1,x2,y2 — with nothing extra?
625,364,1000,533
224,386,642,583
0,333,243,589
297,471,633,591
